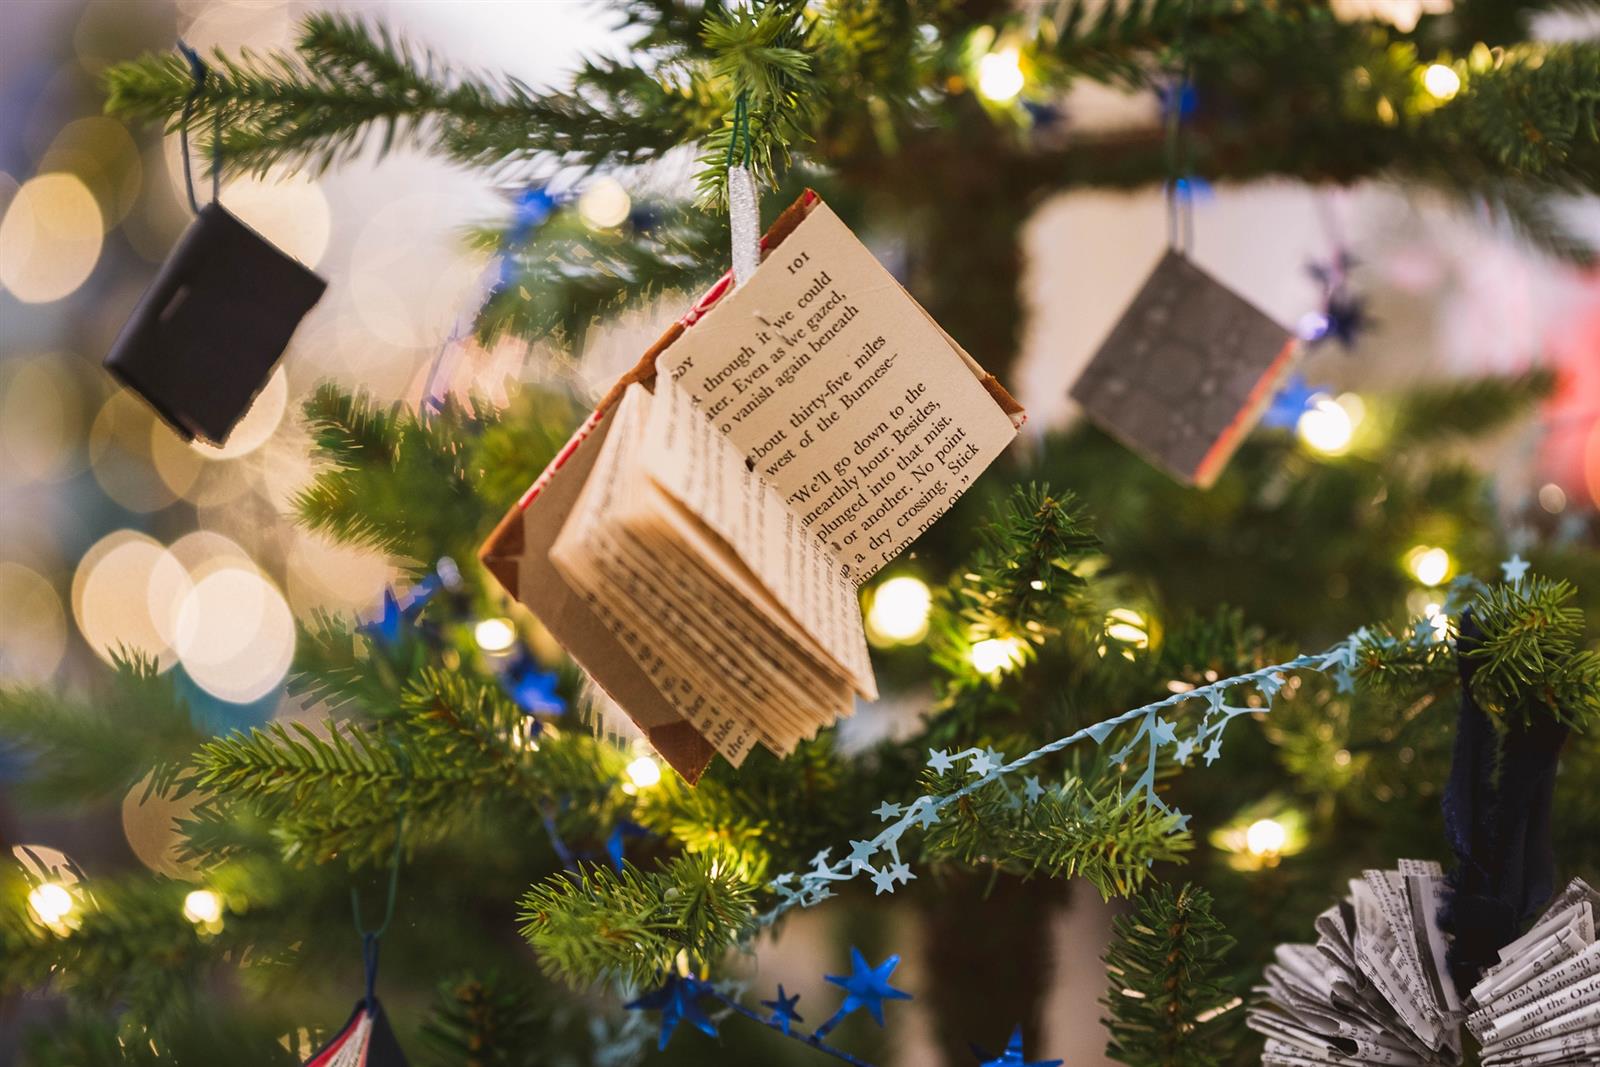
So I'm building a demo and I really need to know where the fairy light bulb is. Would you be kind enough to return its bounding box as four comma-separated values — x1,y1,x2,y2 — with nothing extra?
866,576,932,643
577,177,631,230
977,47,1025,103
1406,545,1452,587
1297,395,1354,455
1423,64,1461,100
626,755,662,789
1104,608,1150,649
474,617,517,653
969,636,1024,675
182,888,223,926
27,883,74,927
1245,818,1288,857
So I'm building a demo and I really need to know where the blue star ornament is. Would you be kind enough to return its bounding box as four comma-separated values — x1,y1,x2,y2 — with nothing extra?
973,1025,1063,1067
625,975,718,1050
1260,374,1320,429
761,985,803,1035
1501,553,1530,585
499,650,565,716
824,948,913,1026
359,588,405,648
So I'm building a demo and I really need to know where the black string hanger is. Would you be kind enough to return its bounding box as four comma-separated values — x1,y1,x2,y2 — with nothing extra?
176,40,221,214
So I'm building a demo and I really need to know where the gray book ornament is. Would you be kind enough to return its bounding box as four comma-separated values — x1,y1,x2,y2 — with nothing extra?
104,203,326,445
1070,250,1296,488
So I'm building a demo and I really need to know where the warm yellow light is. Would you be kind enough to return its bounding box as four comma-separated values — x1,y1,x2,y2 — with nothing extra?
0,172,104,303
28,882,74,926
1297,396,1354,455
1245,818,1288,857
866,576,932,644
578,177,631,230
1423,64,1461,100
626,755,662,788
977,47,1026,103
182,888,223,926
474,617,517,653
969,636,1025,675
1423,602,1450,641
1104,608,1150,649
1406,545,1452,587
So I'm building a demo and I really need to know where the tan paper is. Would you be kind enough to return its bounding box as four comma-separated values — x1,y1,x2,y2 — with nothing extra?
479,191,1022,782
655,201,1019,583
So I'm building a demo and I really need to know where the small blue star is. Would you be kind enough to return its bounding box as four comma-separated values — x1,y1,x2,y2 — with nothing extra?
874,801,904,822
1257,671,1285,703
1023,776,1045,805
626,975,717,1050
761,985,803,1035
1173,736,1197,764
1152,717,1179,746
1502,553,1530,585
1334,669,1355,695
927,748,956,773
359,589,405,648
1172,810,1193,833
973,1024,1063,1067
810,849,835,875
824,948,913,1026
889,861,914,885
1203,737,1224,766
847,838,879,873
967,750,1000,777
871,866,897,895
499,651,565,716
913,802,940,830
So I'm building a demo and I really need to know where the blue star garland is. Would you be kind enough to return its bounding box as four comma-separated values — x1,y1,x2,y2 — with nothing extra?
761,985,803,1035
755,608,1474,928
497,648,565,718
821,948,912,1030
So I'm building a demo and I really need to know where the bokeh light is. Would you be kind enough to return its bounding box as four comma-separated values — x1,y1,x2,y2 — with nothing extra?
1297,394,1357,455
1405,545,1452,587
1104,607,1151,649
217,173,332,268
577,177,631,230
969,636,1025,675
71,530,191,668
39,116,143,228
121,771,203,878
0,354,85,485
1422,64,1461,100
0,172,104,303
1245,818,1288,857
977,47,1025,103
626,755,662,788
0,562,67,683
182,888,224,928
90,391,184,512
475,617,517,652
174,564,295,703
866,575,932,644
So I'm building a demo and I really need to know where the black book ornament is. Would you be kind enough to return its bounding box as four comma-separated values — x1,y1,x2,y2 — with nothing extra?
104,41,326,445
104,202,325,444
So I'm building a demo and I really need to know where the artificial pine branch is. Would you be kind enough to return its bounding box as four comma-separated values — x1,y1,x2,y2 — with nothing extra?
1101,882,1242,1067
1465,575,1600,727
0,653,203,805
918,761,1192,900
518,853,757,989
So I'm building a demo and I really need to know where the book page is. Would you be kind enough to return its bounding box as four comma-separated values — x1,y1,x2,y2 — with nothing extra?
654,201,1018,583
643,376,875,696
550,386,759,765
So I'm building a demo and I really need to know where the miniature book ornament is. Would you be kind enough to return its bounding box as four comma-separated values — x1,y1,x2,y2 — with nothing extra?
303,999,408,1067
104,202,326,445
480,192,1024,782
1070,250,1295,488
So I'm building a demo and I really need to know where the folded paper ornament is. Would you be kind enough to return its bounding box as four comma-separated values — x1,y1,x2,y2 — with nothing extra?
480,191,1023,783
105,202,326,444
1070,250,1296,488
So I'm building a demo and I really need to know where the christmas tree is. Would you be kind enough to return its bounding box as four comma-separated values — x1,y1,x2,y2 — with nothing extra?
3,3,1600,1065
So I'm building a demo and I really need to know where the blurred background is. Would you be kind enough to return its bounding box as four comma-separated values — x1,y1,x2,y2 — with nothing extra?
2,0,1598,1064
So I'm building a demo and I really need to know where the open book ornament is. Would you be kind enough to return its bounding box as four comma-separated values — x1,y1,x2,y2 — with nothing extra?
104,203,326,444
1070,250,1296,488
480,192,1024,782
